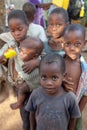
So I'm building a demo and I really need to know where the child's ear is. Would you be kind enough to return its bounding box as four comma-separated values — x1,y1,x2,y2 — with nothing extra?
66,22,70,26
85,40,87,45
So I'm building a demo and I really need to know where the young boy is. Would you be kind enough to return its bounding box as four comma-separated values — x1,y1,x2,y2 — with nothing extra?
27,0,46,27
9,37,43,109
23,2,47,43
63,24,87,130
45,7,69,55
0,10,43,130
25,53,81,130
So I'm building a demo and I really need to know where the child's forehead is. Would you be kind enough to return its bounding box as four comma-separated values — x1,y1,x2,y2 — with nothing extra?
9,18,27,25
64,30,84,40
49,13,65,20
48,13,66,24
41,61,61,70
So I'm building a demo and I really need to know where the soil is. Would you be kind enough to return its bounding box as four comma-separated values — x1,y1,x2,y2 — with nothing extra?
0,88,22,130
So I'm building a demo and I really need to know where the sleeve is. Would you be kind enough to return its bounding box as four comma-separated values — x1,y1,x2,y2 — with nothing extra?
25,91,37,112
68,92,81,118
39,26,48,43
84,90,87,96
0,43,9,56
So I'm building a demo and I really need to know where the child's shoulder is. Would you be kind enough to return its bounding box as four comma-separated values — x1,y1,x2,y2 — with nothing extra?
29,23,45,31
31,87,42,97
65,91,77,102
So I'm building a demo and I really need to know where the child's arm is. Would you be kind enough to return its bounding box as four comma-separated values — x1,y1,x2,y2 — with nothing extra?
36,3,52,10
30,111,36,130
68,118,76,130
68,93,81,130
22,58,40,73
79,95,87,112
0,55,7,64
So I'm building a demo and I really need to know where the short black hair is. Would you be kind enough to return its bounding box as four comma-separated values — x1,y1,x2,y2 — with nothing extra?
63,24,85,40
8,10,28,25
40,53,66,74
50,7,69,23
23,2,36,21
21,37,44,56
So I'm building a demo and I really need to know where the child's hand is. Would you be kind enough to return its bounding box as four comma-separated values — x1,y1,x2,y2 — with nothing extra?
22,58,39,74
0,55,7,64
37,3,51,10
63,77,74,92
48,37,63,50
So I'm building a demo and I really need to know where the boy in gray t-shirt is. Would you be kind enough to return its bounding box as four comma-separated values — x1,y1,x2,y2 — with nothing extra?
25,53,81,130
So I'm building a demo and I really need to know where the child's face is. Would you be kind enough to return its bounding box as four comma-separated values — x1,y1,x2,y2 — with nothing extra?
48,13,67,38
40,62,64,95
8,18,28,42
63,30,85,60
20,47,36,62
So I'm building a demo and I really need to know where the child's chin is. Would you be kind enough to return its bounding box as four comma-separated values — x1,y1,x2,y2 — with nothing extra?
69,55,77,60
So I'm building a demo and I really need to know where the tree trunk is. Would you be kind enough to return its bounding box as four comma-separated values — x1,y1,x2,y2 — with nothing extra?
0,0,5,33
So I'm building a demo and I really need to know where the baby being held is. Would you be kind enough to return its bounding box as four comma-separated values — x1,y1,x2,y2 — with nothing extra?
10,37,43,109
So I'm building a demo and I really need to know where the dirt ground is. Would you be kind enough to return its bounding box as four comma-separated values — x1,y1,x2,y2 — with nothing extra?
0,29,87,130
0,89,23,130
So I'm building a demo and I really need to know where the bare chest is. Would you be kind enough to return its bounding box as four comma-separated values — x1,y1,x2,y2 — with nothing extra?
65,59,82,93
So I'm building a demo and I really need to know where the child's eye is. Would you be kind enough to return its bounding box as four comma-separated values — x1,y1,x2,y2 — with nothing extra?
74,42,81,47
10,30,15,33
64,42,71,47
57,24,62,27
41,75,47,80
52,76,58,81
18,28,23,31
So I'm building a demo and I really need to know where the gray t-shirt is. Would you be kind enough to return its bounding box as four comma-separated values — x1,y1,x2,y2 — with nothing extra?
25,87,81,130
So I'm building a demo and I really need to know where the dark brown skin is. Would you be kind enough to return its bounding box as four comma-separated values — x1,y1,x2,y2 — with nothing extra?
79,95,87,112
47,12,68,51
30,111,36,130
63,29,87,113
10,37,43,110
68,118,76,130
48,36,64,50
36,3,52,10
64,55,82,93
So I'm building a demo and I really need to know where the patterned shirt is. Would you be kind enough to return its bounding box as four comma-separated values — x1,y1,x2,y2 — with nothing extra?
76,56,87,102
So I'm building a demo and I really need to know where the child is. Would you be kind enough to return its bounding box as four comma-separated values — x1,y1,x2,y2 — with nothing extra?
63,24,87,130
9,37,43,109
25,53,81,130
45,7,69,55
23,2,47,43
0,2,47,46
27,0,46,27
0,10,42,130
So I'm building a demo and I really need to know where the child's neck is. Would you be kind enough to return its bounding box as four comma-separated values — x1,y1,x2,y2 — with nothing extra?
65,55,81,62
45,86,65,97
17,36,28,46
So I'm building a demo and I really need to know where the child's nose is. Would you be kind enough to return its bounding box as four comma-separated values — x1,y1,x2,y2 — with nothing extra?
15,31,20,36
52,25,57,31
70,44,75,50
46,79,52,86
